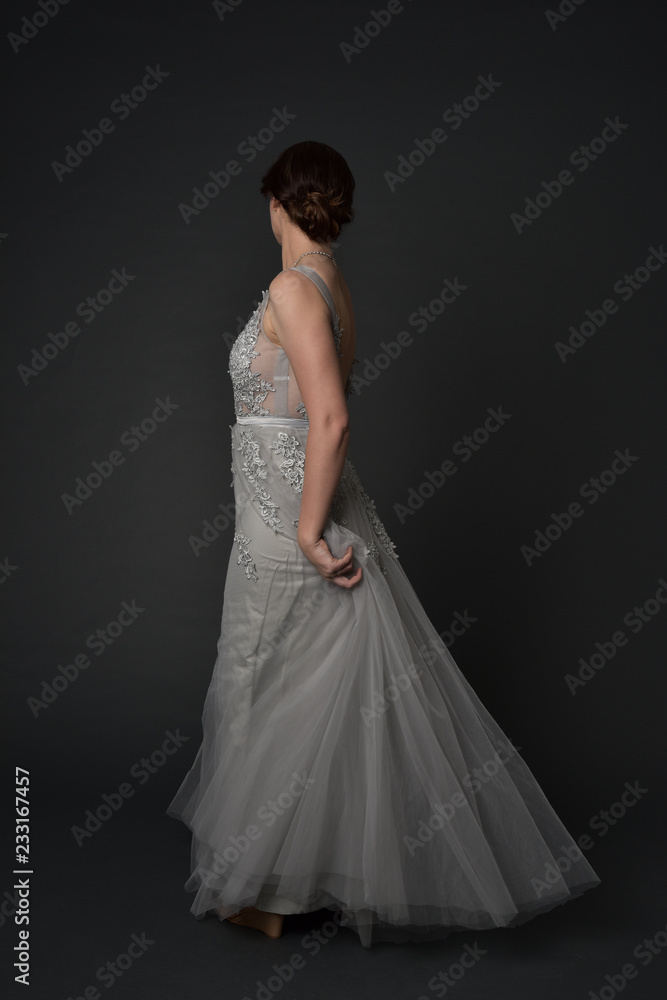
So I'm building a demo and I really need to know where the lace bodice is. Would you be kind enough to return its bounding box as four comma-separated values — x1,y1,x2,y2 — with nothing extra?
228,264,343,420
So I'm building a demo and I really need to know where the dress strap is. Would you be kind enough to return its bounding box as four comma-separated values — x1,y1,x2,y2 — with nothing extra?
289,264,337,329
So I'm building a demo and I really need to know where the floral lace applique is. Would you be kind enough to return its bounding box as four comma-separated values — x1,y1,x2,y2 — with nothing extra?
366,540,380,565
329,464,383,568
236,428,283,532
296,400,308,420
233,532,258,582
345,461,398,564
228,298,276,417
269,432,305,493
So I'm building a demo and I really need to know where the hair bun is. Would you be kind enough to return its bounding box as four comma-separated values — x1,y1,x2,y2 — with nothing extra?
260,141,355,243
304,190,326,206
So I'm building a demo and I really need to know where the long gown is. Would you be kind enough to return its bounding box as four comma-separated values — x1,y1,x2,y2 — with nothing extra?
166,263,601,948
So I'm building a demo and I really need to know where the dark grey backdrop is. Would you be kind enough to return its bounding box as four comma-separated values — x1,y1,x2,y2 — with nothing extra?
2,1,666,998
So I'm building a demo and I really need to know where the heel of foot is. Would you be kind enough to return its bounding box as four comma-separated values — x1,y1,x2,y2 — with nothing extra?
225,906,284,939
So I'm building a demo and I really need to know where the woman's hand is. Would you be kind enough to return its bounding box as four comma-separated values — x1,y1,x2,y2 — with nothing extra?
298,537,363,589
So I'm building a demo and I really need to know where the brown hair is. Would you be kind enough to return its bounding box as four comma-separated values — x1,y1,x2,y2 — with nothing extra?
260,140,355,243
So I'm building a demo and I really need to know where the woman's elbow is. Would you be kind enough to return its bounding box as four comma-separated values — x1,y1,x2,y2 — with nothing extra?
312,409,350,442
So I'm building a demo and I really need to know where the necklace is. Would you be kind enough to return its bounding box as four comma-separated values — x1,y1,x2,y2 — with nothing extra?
292,250,338,269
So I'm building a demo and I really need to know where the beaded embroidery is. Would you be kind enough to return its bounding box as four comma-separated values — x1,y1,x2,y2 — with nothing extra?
269,432,305,493
345,461,398,563
229,278,342,419
366,540,380,564
233,532,258,582
228,295,276,417
236,428,283,532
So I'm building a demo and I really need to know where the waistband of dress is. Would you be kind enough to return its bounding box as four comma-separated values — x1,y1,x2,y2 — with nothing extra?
234,414,309,428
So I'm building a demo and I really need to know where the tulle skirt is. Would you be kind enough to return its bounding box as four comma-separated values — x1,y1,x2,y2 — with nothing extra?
167,417,601,947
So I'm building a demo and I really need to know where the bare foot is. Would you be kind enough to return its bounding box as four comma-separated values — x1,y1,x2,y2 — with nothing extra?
224,906,284,939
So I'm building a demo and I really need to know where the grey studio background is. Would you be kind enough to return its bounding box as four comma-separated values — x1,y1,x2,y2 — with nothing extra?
2,1,667,998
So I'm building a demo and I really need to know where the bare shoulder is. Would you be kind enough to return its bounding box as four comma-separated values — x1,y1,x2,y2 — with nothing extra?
268,268,311,304
267,269,332,338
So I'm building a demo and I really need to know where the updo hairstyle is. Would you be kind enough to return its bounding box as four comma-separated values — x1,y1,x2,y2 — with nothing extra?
260,140,355,243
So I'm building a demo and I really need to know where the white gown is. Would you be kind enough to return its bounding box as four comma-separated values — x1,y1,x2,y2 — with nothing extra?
166,264,601,947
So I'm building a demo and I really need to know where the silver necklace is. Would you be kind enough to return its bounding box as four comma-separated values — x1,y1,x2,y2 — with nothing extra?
293,250,338,269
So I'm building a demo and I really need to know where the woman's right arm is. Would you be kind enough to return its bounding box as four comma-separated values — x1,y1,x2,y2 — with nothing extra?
268,270,362,589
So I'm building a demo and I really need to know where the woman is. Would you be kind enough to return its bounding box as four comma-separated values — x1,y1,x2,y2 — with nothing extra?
167,140,601,948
